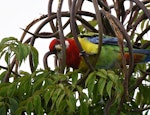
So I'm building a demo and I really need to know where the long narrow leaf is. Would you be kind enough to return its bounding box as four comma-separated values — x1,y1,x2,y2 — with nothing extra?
30,46,39,70
98,78,106,96
106,81,113,98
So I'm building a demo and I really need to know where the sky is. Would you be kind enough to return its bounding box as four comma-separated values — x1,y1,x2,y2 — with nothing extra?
0,0,54,71
0,0,48,38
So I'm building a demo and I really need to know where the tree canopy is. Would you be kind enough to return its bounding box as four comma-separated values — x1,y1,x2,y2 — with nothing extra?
0,0,150,115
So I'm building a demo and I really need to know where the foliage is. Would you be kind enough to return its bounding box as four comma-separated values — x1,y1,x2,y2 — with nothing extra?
0,0,150,115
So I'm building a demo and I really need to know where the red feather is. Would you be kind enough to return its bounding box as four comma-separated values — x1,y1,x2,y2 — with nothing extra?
66,39,81,69
49,39,60,51
49,39,81,69
124,53,145,64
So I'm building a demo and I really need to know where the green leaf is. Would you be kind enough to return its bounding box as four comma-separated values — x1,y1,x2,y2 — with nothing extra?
0,96,4,102
85,71,96,87
14,107,26,115
15,43,30,65
44,88,55,107
5,52,10,65
70,71,79,85
56,93,65,109
0,102,4,106
0,85,8,97
51,88,62,109
139,85,150,104
58,100,67,113
26,101,34,114
0,71,7,81
19,70,31,77
115,80,124,99
98,78,106,96
0,43,7,53
85,72,96,97
0,106,7,115
140,20,146,31
80,101,89,115
66,95,76,112
78,24,84,33
0,49,7,59
107,71,117,83
88,20,98,27
96,69,107,79
52,88,62,102
33,95,42,114
30,46,39,70
48,111,55,115
9,98,18,114
7,83,17,97
106,81,113,98
0,37,18,44
33,78,44,91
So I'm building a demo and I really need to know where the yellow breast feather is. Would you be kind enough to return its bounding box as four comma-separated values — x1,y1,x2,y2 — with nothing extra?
78,37,98,54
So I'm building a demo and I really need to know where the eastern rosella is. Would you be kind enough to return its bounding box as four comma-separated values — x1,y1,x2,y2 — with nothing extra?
49,35,150,71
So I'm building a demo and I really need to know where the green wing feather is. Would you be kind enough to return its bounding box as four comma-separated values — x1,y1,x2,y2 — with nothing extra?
78,37,121,70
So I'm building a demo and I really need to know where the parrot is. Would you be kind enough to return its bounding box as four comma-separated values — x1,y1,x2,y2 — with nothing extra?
49,35,150,71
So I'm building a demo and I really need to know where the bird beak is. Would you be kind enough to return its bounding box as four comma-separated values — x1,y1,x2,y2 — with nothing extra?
55,44,62,52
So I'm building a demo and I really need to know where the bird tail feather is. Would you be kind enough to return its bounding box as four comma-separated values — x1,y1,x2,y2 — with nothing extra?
133,49,150,63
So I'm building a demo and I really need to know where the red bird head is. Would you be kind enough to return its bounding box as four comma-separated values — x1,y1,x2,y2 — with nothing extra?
49,38,81,69
49,39,61,54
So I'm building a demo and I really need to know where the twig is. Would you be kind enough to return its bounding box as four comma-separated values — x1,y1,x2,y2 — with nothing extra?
3,59,16,82
104,96,115,115
130,106,150,112
20,14,47,43
129,67,150,91
135,25,150,44
0,65,21,77
131,0,150,20
130,13,147,38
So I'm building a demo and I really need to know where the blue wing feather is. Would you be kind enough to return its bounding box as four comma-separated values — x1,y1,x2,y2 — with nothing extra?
133,49,150,63
86,36,119,45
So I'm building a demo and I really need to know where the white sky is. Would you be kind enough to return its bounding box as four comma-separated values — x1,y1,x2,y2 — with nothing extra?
0,0,48,38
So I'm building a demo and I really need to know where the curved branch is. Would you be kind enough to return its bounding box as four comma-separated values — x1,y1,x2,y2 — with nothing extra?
104,96,115,115
20,14,48,43
130,0,150,20
3,58,16,82
48,0,58,33
43,51,52,70
92,0,103,69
